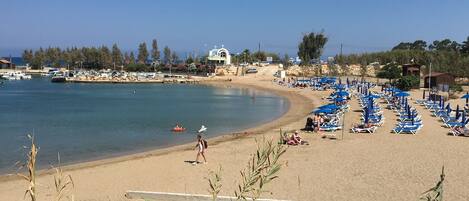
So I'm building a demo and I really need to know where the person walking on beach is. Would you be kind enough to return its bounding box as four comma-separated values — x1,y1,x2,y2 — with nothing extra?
193,134,207,165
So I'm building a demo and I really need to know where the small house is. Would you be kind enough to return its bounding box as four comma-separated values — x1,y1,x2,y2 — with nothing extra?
0,59,14,69
402,64,421,77
423,72,454,89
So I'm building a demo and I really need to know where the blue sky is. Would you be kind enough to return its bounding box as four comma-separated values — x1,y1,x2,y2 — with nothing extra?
1,0,469,57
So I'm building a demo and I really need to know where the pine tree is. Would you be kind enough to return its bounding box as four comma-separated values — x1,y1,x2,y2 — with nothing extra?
151,39,160,62
111,44,123,66
171,52,178,64
99,46,112,68
22,49,34,65
129,52,136,64
163,46,171,64
137,42,149,64
124,52,130,65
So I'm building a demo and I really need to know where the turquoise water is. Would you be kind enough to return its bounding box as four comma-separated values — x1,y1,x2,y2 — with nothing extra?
0,77,288,173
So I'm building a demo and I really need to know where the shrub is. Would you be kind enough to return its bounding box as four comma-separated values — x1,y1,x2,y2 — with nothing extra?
396,75,420,91
125,63,150,72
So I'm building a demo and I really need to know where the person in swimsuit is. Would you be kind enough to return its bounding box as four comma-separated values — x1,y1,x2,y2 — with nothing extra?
313,114,322,132
193,134,207,165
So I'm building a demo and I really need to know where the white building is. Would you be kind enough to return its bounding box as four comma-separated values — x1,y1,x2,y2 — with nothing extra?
207,46,231,65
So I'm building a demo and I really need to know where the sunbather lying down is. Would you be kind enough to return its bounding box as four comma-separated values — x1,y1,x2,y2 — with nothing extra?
350,123,377,133
282,131,309,146
451,126,469,136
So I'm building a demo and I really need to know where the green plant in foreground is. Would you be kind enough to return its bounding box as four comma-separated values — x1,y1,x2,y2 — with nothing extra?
234,138,287,200
420,166,445,201
206,166,223,201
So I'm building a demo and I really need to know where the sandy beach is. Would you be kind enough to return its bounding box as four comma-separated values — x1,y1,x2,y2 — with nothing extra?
1,70,469,201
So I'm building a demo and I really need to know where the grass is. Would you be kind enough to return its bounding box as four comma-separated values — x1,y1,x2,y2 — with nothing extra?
17,135,74,201
52,153,75,201
17,134,38,201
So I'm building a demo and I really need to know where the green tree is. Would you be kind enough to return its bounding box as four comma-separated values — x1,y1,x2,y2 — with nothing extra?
171,52,179,64
31,47,45,69
392,40,427,51
22,49,34,65
151,39,160,62
129,51,136,65
241,49,251,63
429,39,460,52
163,46,171,64
137,42,149,64
99,46,112,68
185,55,194,64
111,44,123,67
124,52,130,65
297,31,328,65
376,62,402,82
461,36,469,55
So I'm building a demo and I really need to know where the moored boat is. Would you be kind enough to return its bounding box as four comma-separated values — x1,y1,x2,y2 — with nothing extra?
51,76,66,83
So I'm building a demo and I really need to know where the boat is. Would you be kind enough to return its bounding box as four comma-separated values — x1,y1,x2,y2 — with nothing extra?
1,72,31,80
172,127,186,132
51,76,66,83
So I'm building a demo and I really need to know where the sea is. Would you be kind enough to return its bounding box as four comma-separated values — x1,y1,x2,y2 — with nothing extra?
0,77,288,174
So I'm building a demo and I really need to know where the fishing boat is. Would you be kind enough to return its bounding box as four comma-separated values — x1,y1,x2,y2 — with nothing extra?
51,75,66,83
1,72,31,80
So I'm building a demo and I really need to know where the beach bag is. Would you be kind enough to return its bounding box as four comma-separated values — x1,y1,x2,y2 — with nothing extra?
203,140,208,149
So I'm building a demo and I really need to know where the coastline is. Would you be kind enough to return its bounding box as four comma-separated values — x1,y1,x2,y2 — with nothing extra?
0,77,314,182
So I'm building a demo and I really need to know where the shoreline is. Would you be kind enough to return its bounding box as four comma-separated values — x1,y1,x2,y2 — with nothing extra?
0,78,314,182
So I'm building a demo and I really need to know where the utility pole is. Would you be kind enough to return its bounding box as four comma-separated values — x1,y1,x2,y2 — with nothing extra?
428,62,432,94
340,43,343,56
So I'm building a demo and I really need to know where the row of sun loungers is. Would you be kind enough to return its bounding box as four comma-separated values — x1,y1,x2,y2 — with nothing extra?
416,97,469,136
351,90,383,133
382,89,423,134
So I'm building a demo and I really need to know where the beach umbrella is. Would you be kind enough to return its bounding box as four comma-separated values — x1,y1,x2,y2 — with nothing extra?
319,104,338,110
461,93,469,105
446,103,451,115
442,98,445,109
314,108,334,114
335,97,347,102
336,91,349,97
346,78,350,88
407,105,411,119
365,94,380,99
456,105,460,119
422,90,426,100
395,92,410,97
461,110,466,124
364,106,369,124
368,98,374,111
411,110,415,125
